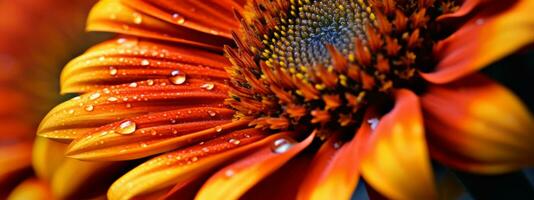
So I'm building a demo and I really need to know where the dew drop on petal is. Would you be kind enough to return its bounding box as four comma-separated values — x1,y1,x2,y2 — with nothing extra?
200,82,215,90
225,169,235,177
117,120,136,135
228,138,241,145
147,79,154,86
141,59,150,66
169,70,186,85
133,13,143,24
271,138,294,154
207,110,216,117
85,105,94,112
107,97,118,102
215,126,223,132
89,92,101,100
367,118,380,130
109,67,118,76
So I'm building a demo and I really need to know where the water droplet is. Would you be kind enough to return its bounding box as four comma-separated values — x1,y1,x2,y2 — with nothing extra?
68,109,75,114
117,120,136,135
85,105,94,112
333,142,341,149
125,103,132,108
109,67,118,76
89,92,101,100
215,126,223,132
207,110,216,117
201,147,210,152
117,38,126,44
129,82,138,88
141,59,150,66
140,143,148,148
271,138,294,154
228,138,241,145
107,97,118,102
133,13,143,24
367,118,380,130
191,156,198,162
200,82,215,90
169,70,186,85
172,13,186,24
224,169,235,177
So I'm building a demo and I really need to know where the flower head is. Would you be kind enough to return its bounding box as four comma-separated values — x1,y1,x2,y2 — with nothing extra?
38,0,534,199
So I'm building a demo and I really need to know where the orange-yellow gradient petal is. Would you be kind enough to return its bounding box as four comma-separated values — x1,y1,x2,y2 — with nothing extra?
297,130,364,200
7,178,53,200
423,0,534,83
195,132,315,200
87,0,241,50
107,128,267,200
32,137,67,181
61,37,229,93
422,74,534,173
360,89,436,200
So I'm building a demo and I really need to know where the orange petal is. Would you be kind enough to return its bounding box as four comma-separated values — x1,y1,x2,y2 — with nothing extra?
423,0,534,83
107,128,267,200
7,178,53,200
66,109,241,161
50,158,128,199
360,89,436,199
61,37,229,93
421,74,534,173
32,137,68,181
195,132,315,200
38,79,228,140
0,142,32,183
297,130,364,200
87,0,234,50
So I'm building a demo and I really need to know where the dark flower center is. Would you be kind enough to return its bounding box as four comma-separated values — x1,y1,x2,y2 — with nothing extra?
261,0,371,68
226,0,459,137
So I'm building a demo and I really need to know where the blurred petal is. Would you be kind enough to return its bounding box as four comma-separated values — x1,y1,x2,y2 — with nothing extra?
61,37,229,93
297,130,364,200
32,137,67,181
360,89,436,200
195,132,315,200
87,0,236,50
7,178,53,200
66,110,242,161
108,128,267,200
423,0,534,83
0,142,32,182
38,79,228,140
421,74,534,173
51,158,128,199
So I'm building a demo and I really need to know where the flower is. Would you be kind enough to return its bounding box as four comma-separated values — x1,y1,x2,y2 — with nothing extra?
0,0,100,198
38,0,534,199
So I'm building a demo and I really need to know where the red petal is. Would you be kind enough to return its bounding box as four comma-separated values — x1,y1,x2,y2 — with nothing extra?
421,74,534,173
195,132,315,200
423,0,534,83
107,128,267,200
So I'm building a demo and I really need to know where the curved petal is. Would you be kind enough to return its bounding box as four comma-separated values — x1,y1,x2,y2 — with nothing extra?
0,142,32,183
423,0,534,83
7,178,53,200
38,79,228,140
61,37,229,93
32,137,68,181
360,89,436,200
421,74,534,173
87,0,234,50
50,159,127,200
108,128,268,200
195,132,315,200
66,111,243,161
297,130,364,200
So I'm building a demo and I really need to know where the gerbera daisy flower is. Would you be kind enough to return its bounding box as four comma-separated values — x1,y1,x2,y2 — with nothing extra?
0,0,104,198
38,0,534,199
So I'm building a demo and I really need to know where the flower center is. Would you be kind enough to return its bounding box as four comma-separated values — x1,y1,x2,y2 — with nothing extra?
261,1,372,68
226,0,459,137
